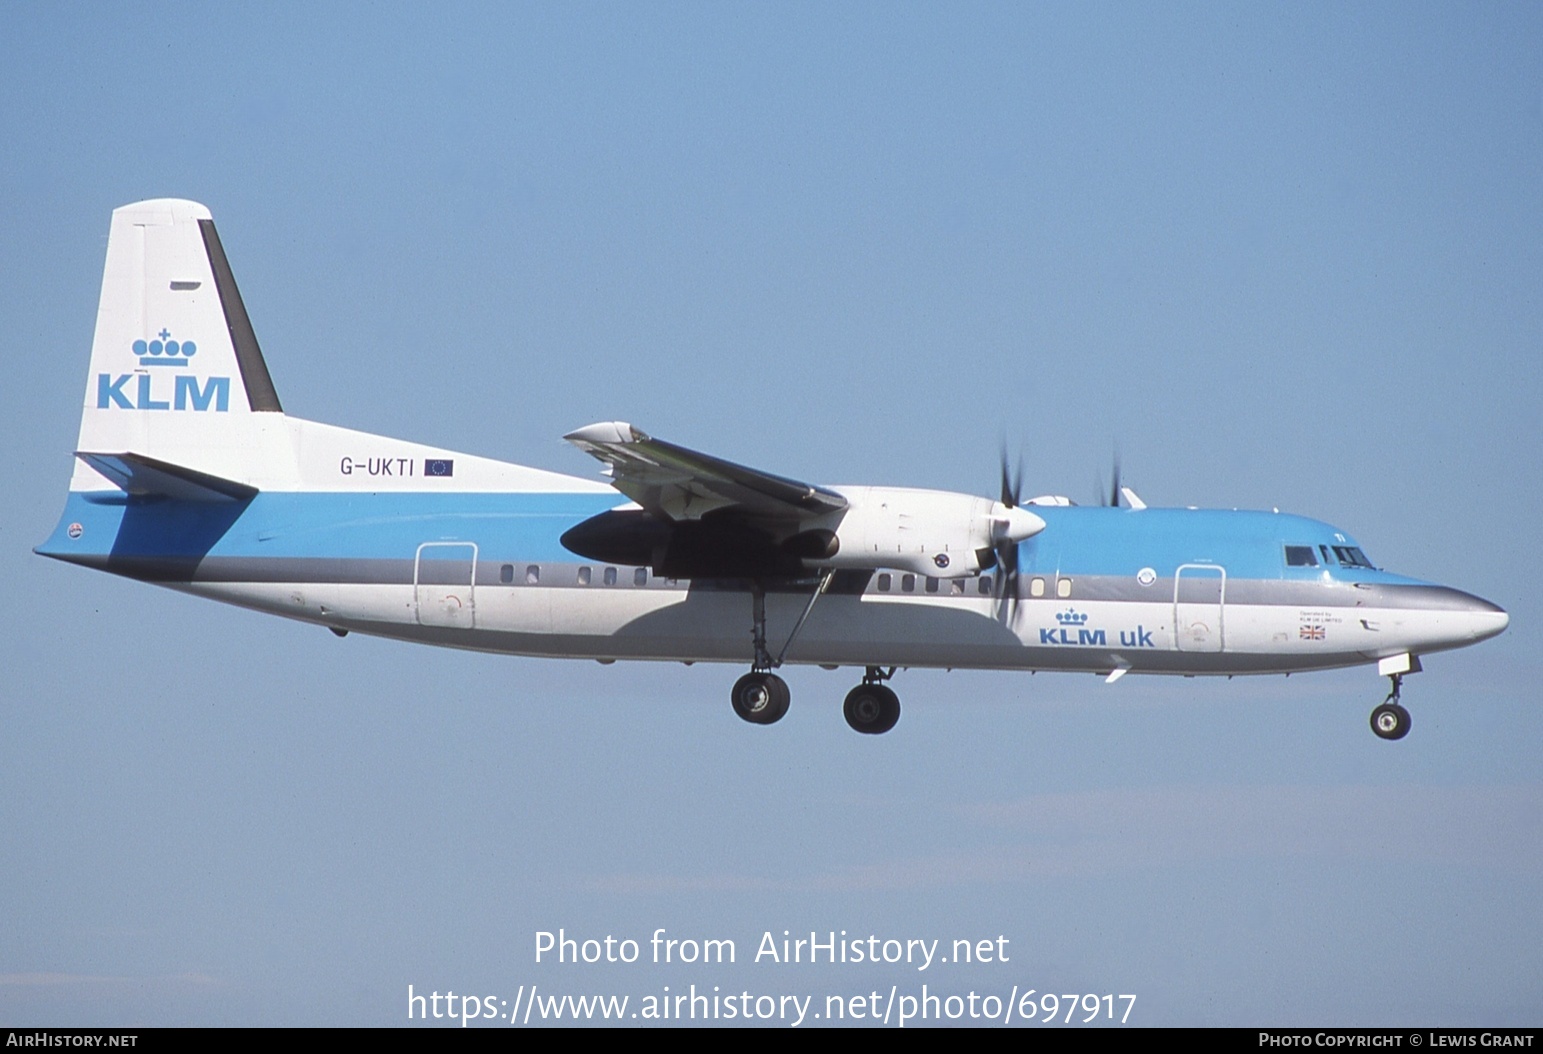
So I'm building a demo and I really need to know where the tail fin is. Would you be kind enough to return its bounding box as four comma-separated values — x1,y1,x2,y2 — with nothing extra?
72,199,286,489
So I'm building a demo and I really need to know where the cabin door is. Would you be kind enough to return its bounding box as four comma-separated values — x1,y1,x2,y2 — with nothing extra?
1173,563,1225,652
415,542,477,629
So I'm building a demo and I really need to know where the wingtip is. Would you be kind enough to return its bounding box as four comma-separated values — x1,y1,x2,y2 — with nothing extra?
564,421,645,445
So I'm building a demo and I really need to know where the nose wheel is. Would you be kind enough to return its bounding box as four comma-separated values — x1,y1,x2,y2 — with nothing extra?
1370,674,1411,740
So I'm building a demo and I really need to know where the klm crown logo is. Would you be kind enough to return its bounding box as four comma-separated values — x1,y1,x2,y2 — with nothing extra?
97,326,228,412
134,328,197,367
1055,609,1089,626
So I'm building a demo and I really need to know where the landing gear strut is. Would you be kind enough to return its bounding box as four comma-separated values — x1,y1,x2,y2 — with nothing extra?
731,582,789,726
730,576,835,727
843,666,901,735
1369,673,1411,741
729,581,903,734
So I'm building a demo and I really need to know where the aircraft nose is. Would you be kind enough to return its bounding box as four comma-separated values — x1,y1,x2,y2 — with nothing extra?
1473,601,1509,642
1445,589,1509,642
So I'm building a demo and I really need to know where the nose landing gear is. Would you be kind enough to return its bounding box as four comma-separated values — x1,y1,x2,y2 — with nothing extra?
1370,673,1411,741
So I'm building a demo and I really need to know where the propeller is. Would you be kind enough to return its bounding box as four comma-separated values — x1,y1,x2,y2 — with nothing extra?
1096,449,1122,508
993,446,1027,624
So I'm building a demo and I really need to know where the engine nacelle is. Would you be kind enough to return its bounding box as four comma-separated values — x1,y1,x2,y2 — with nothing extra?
815,486,1044,578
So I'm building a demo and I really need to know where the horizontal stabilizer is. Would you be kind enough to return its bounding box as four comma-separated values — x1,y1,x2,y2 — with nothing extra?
76,451,258,502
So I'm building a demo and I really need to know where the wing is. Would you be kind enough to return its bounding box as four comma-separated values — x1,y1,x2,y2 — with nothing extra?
564,421,847,523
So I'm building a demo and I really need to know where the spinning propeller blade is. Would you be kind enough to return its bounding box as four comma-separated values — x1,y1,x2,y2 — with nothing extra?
1096,449,1123,507
995,445,1025,623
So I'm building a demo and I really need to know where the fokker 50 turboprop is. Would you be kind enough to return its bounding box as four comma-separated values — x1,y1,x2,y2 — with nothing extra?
37,200,1508,738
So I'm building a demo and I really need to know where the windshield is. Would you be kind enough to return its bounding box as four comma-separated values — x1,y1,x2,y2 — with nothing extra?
1333,545,1375,569
1286,544,1376,570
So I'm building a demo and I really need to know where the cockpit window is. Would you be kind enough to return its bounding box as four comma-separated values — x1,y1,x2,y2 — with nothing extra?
1294,543,1376,570
1333,546,1375,569
1284,545,1318,567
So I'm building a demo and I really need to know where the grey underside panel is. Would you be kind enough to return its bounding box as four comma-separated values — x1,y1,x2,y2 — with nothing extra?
57,549,1481,614
1054,576,1481,610
125,557,1442,673
72,554,1487,612
317,619,1370,676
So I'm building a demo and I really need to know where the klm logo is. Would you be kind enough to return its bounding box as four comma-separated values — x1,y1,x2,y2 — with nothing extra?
97,329,229,412
1037,608,1157,648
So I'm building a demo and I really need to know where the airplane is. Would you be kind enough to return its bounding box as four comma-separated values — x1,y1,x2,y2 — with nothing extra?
36,199,1509,739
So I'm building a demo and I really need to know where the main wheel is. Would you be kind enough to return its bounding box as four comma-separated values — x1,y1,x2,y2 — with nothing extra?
843,683,900,735
1370,702,1411,740
732,672,789,725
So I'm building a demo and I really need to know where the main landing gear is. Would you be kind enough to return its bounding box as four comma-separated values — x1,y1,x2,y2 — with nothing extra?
731,667,903,734
843,667,900,735
731,582,787,725
1369,673,1411,741
730,580,902,733
731,671,789,725
731,582,792,726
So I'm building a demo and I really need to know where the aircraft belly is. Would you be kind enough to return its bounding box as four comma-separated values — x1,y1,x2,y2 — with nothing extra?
189,580,350,623
177,577,1432,676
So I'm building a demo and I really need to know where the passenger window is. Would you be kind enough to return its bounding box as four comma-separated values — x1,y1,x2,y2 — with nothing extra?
926,577,939,594
902,574,916,593
577,566,591,585
877,573,891,592
525,565,540,585
979,576,992,596
1030,577,1046,597
1056,578,1072,599
500,564,514,584
603,566,617,586
950,579,964,595
634,567,648,586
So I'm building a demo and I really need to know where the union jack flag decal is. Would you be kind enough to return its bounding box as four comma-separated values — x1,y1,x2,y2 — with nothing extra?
1300,624,1325,640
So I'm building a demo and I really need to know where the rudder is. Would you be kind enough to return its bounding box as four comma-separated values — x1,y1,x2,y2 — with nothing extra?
73,199,288,489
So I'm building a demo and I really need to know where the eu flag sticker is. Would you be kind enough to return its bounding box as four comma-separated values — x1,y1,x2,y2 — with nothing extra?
424,459,455,477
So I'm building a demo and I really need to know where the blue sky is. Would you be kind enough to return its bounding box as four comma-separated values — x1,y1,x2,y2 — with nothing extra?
2,2,1540,1026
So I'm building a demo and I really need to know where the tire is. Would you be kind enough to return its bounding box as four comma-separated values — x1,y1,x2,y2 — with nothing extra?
1370,702,1410,741
732,672,788,725
844,683,900,735
764,673,790,723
